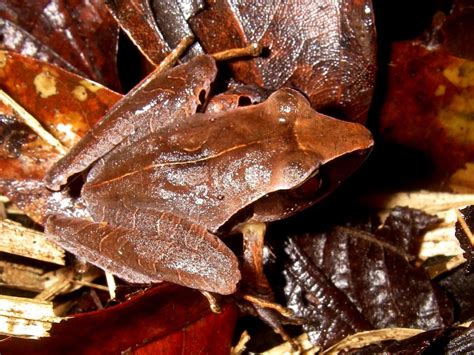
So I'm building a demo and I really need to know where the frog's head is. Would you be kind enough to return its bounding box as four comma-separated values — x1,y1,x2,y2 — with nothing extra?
248,88,374,223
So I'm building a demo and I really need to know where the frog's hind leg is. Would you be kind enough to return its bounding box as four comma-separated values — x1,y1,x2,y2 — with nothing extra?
238,222,300,348
45,214,240,295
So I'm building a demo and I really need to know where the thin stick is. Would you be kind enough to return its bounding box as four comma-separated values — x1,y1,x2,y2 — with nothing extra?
0,89,67,155
156,36,194,73
212,43,263,61
105,272,117,300
455,209,474,245
72,280,109,292
242,294,293,318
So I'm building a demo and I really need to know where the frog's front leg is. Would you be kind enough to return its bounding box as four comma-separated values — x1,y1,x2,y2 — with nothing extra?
45,214,240,295
44,53,217,191
239,222,298,346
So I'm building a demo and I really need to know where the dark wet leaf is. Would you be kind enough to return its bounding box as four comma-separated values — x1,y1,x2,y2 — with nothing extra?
189,0,376,123
0,0,121,90
436,265,474,323
455,206,474,273
439,0,474,60
149,0,203,60
0,50,121,180
0,284,238,354
284,238,372,348
279,208,452,348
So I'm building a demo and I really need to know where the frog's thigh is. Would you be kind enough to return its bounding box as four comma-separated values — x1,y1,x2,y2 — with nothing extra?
45,215,240,295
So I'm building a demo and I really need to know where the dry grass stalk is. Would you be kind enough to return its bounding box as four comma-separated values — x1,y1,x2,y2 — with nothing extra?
362,191,474,213
261,333,320,355
37,266,103,301
0,89,67,155
321,328,424,354
105,272,117,299
0,295,62,338
0,219,65,265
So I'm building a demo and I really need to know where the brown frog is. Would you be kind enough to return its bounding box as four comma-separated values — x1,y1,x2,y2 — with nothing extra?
44,54,373,297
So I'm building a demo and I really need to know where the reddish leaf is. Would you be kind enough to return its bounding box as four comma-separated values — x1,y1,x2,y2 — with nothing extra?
0,284,238,354
0,50,122,180
106,0,204,66
379,4,474,173
189,0,376,123
0,0,121,90
105,0,170,65
0,18,79,75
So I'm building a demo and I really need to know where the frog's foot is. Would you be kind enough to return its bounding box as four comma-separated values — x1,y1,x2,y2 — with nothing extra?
237,291,302,350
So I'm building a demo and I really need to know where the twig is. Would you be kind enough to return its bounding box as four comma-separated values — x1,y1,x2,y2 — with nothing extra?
212,43,262,61
455,209,474,246
72,280,109,292
0,89,67,155
156,36,194,73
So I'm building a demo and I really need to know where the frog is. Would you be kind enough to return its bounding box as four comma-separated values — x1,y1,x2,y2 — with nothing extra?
44,53,373,298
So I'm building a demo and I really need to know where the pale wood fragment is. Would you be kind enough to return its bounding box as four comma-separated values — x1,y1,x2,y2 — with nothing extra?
0,219,65,265
0,260,45,292
0,295,62,338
